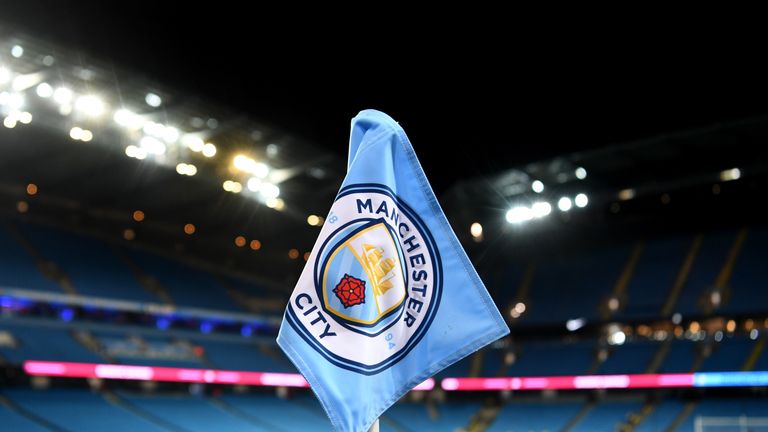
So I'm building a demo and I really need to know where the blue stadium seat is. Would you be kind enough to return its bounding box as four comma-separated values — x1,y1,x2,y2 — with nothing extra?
508,341,594,376
4,389,168,432
125,248,242,311
525,246,630,324
728,228,768,314
0,403,49,432
0,224,63,293
572,400,641,432
620,236,689,320
488,400,583,432
634,400,685,432
675,231,736,316
17,222,159,302
0,321,103,364
598,341,657,374
121,392,272,432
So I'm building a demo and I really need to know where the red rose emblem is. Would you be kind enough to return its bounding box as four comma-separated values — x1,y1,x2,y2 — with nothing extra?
333,274,366,308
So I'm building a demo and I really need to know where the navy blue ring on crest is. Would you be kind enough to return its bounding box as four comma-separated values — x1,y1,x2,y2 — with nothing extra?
286,183,443,375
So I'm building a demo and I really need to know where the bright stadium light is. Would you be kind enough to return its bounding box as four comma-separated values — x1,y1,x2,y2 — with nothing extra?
575,193,589,208
260,182,280,199
175,163,197,176
113,109,143,129
17,112,32,124
69,127,84,140
247,177,262,192
80,129,93,142
608,329,626,346
531,202,552,218
234,154,255,172
182,135,205,152
75,95,105,117
470,222,483,238
506,206,532,224
4,93,24,110
36,82,53,98
53,87,74,105
558,197,572,212
3,116,17,129
720,168,741,182
202,143,217,157
11,45,23,58
618,188,635,201
253,162,269,178
575,167,587,180
125,145,147,160
566,318,586,332
0,67,11,84
145,92,162,107
531,180,544,193
223,180,243,193
162,126,180,144
139,136,166,155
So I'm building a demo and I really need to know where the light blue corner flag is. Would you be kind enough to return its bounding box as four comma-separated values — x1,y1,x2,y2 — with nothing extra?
277,109,509,432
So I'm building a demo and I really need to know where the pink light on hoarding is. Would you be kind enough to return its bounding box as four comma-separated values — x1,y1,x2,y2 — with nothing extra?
440,373,696,391
22,361,434,391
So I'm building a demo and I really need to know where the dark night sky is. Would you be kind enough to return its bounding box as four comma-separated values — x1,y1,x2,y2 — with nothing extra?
3,2,768,193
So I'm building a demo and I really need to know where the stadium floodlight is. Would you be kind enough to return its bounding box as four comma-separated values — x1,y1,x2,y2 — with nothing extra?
618,188,635,200
162,126,180,144
69,127,83,140
470,222,483,238
11,45,23,58
143,121,165,137
139,136,166,155
53,87,74,105
145,92,162,107
719,167,741,182
0,67,11,84
202,143,217,157
566,318,586,331
3,116,17,129
176,163,197,176
531,201,552,218
575,193,588,208
36,82,54,98
253,162,269,178
182,135,205,152
12,73,42,92
260,182,280,199
113,109,144,129
506,206,533,224
557,197,572,212
234,154,255,172
575,167,587,179
531,180,544,193
608,330,626,345
2,92,25,110
17,112,32,124
247,177,262,192
75,95,105,117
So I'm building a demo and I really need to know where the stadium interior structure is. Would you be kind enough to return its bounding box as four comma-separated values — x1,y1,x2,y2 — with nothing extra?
2,30,768,432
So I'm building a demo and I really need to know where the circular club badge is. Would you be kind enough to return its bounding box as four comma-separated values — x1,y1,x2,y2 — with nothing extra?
285,184,442,374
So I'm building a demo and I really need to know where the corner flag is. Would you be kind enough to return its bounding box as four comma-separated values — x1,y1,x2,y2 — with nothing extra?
277,109,509,431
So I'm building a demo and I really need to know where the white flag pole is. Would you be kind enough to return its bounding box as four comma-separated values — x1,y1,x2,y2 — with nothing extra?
368,419,380,432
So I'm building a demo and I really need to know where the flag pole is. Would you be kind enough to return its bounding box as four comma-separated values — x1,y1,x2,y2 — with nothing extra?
368,419,380,432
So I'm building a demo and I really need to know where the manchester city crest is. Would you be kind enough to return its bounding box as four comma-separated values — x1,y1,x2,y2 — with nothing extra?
284,184,442,375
